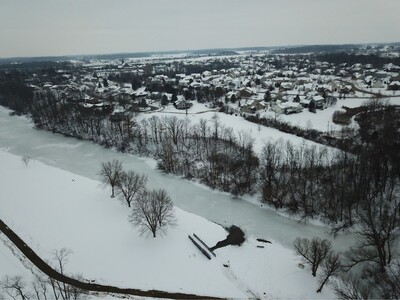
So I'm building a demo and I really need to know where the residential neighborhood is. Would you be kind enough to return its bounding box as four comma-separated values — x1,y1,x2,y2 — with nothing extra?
19,46,400,131
1,42,400,300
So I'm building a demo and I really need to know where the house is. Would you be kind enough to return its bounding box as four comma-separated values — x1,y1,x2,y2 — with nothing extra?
300,98,311,108
339,85,354,95
312,95,326,109
365,75,374,85
239,87,254,98
317,84,332,94
174,98,193,110
271,102,303,115
280,82,294,91
383,63,400,72
241,100,266,114
202,70,212,78
388,81,400,90
133,87,148,99
371,80,385,89
226,91,240,102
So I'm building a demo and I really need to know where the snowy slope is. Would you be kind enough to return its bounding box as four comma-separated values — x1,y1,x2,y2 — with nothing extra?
261,96,400,132
0,150,336,299
0,241,32,279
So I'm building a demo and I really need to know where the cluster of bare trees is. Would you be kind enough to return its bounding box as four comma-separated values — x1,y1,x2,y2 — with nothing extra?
146,115,259,196
99,160,175,238
294,237,341,293
259,137,399,225
28,91,259,196
289,105,400,298
0,77,34,115
266,135,400,295
129,189,176,238
294,235,400,298
0,249,86,300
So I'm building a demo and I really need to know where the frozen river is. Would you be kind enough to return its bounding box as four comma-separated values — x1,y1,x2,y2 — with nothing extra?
0,107,355,251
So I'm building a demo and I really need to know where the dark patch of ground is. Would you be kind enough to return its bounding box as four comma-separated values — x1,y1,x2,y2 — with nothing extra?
256,238,272,244
210,225,245,251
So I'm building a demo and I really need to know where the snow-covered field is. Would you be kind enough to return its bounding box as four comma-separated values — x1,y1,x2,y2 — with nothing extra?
0,150,336,299
261,95,400,133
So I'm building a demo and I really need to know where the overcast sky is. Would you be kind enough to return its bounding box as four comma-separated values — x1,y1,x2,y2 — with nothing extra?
1,0,399,58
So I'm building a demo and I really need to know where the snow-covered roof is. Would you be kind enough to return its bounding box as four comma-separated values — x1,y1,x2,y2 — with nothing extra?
313,95,325,101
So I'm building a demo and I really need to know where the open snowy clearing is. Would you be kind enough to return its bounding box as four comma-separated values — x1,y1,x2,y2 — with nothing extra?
261,96,400,133
0,150,336,299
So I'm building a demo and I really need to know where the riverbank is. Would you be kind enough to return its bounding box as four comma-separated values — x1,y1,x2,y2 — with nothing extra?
0,149,338,298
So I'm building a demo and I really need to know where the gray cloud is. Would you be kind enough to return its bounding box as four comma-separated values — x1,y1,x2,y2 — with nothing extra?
0,0,399,57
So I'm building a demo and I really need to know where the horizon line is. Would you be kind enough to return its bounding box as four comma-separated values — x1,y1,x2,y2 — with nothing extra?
1,40,399,61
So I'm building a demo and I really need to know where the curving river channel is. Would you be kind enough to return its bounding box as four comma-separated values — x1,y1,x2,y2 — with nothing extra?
0,107,355,251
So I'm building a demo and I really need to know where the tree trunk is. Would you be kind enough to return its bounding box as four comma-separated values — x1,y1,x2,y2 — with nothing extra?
317,275,329,293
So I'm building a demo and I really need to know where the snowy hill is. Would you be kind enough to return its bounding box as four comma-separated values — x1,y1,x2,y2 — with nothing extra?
0,150,335,298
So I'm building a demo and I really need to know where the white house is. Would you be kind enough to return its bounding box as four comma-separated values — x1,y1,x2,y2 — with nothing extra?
271,102,303,115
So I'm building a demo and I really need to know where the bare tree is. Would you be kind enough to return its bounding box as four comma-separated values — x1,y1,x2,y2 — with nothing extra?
152,189,176,228
0,276,32,300
21,156,31,167
52,248,72,300
317,251,341,293
333,276,371,300
116,170,147,207
294,237,332,277
1,248,86,300
48,248,86,300
32,275,49,300
99,160,122,198
382,260,400,299
345,189,400,272
129,189,176,237
156,141,177,173
163,116,184,146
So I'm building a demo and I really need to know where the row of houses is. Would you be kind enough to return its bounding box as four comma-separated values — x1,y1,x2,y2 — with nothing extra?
25,50,399,119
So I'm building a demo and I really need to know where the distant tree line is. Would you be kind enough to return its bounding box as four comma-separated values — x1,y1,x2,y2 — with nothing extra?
272,44,360,55
316,53,400,68
0,77,33,114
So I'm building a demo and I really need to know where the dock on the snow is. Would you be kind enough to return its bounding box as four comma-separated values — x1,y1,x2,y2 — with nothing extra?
188,233,216,260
